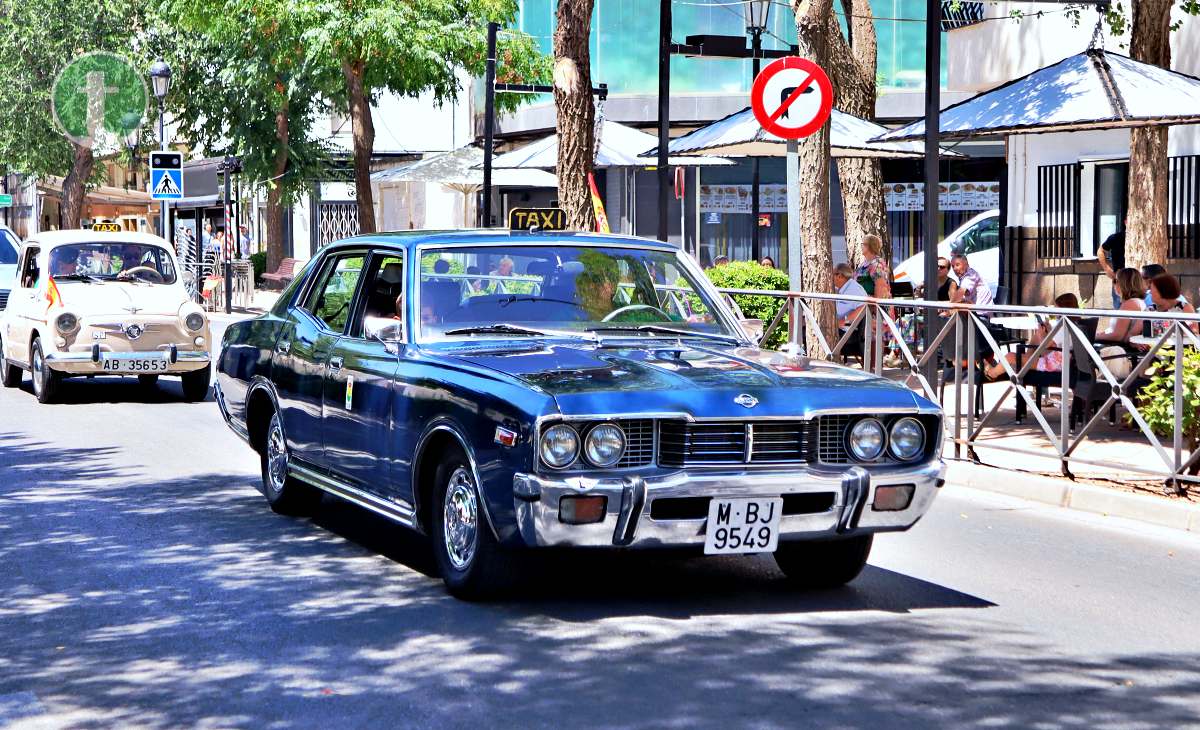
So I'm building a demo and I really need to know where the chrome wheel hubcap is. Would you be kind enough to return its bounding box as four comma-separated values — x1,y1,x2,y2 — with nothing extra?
442,467,478,571
31,348,43,395
266,417,288,494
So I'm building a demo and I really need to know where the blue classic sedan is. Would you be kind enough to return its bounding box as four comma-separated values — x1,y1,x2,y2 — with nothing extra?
215,230,945,599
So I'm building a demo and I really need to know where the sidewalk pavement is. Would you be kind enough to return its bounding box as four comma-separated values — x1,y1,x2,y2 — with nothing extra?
946,457,1200,534
206,289,279,324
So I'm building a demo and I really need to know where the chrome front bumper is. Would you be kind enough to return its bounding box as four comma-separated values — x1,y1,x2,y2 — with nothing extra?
44,348,210,374
512,461,946,549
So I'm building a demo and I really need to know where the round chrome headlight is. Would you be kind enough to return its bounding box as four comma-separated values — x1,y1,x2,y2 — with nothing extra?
888,417,925,461
583,423,625,468
848,418,886,461
55,312,78,334
540,424,579,469
184,312,205,332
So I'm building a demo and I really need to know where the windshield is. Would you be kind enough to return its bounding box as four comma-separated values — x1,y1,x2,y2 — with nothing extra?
0,231,16,265
417,245,732,341
48,242,177,284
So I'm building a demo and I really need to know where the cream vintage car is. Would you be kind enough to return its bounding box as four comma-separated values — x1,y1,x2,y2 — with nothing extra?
0,228,212,403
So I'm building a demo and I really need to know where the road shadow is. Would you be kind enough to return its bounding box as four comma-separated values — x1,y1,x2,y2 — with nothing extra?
12,372,211,404
2,431,1198,728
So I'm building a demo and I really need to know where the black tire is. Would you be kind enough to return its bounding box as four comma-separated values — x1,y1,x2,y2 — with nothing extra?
260,411,322,515
138,374,160,388
773,535,874,589
29,337,61,404
181,367,211,402
431,452,519,600
0,334,21,388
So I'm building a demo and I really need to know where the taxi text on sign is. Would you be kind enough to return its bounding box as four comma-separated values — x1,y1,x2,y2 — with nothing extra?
508,207,567,231
750,57,833,140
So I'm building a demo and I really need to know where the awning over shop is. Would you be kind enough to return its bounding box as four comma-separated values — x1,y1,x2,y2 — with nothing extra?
37,176,157,206
653,106,963,159
489,120,733,169
373,145,558,187
872,49,1200,142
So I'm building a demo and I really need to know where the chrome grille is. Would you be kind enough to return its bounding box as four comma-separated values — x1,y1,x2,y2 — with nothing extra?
659,421,746,466
0,290,8,310
818,415,853,464
617,419,654,468
750,422,817,463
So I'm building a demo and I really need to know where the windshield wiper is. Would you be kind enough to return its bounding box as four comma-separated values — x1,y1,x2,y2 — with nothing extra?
443,323,550,337
586,324,739,344
52,273,103,283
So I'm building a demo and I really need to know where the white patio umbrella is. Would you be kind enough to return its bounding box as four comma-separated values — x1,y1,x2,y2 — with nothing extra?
649,105,963,159
871,49,1200,142
488,119,734,169
372,145,556,227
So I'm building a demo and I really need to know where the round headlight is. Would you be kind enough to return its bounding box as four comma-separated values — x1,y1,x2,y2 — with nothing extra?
583,423,625,468
540,424,579,469
185,312,205,332
55,312,78,334
889,417,925,461
848,418,886,461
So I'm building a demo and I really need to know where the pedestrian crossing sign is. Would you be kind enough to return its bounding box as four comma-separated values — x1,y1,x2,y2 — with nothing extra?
150,151,184,200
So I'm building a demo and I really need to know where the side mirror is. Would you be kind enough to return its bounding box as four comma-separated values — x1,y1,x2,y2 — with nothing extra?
364,316,404,344
739,318,764,343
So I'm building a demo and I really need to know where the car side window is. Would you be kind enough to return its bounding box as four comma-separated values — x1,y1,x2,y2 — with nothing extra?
19,246,40,289
351,253,405,339
302,254,365,333
960,218,999,255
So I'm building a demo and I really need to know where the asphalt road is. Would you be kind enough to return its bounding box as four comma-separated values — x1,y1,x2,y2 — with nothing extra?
1,326,1199,729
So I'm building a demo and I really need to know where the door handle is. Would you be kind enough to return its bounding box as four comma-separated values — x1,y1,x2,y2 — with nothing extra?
328,356,343,371
275,340,291,354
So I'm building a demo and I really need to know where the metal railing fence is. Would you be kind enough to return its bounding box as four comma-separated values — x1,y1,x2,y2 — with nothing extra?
717,287,1200,491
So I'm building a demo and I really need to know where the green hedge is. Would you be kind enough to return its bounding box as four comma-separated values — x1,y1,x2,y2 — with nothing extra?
703,261,791,349
249,252,266,285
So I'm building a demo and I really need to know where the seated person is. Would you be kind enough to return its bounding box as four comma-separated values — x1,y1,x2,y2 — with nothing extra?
985,293,1079,381
832,263,867,358
49,247,79,277
1097,268,1147,344
1147,273,1199,336
461,265,488,302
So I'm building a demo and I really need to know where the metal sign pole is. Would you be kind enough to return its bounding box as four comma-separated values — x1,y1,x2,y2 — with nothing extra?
223,163,232,314
921,0,941,386
786,138,801,292
656,0,671,243
482,22,498,228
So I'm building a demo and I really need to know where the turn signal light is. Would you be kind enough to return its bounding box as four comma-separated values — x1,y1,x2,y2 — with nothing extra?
872,484,915,512
559,495,607,524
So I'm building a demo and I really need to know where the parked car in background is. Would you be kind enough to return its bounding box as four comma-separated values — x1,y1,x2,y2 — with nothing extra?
0,229,212,403
216,228,946,600
0,224,20,311
893,210,1000,296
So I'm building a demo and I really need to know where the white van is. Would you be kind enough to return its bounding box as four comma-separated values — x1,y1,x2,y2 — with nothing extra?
892,210,1000,296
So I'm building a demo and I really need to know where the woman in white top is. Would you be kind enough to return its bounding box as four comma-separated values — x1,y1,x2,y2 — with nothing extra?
1097,268,1147,344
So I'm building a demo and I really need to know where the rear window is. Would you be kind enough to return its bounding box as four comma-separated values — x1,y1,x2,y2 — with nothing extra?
0,231,17,265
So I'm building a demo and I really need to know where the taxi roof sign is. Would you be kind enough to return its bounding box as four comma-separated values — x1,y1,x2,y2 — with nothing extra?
91,222,122,232
508,207,566,232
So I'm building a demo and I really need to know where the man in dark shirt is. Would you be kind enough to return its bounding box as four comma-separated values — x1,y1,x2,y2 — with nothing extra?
1099,226,1126,308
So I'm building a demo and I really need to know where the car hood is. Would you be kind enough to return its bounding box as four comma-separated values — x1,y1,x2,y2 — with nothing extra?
439,340,928,418
55,281,187,317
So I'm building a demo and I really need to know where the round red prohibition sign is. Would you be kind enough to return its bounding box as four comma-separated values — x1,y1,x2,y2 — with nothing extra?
750,56,833,140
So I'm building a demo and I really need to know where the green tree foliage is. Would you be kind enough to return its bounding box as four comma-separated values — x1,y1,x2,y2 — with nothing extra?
704,261,792,349
0,0,145,228
148,0,333,269
297,0,550,232
1137,346,1200,480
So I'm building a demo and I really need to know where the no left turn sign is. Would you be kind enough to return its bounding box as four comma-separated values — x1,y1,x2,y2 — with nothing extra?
750,56,833,140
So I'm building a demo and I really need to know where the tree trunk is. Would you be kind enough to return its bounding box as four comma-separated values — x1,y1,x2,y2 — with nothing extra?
792,0,835,351
553,0,596,232
345,59,377,235
265,101,290,273
60,142,94,230
827,2,888,268
1126,0,1172,270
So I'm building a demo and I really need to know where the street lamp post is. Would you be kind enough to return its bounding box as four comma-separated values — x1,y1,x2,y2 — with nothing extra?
744,0,770,262
149,60,172,241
